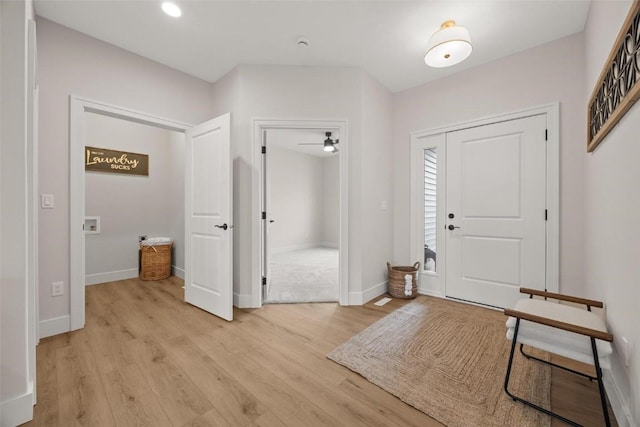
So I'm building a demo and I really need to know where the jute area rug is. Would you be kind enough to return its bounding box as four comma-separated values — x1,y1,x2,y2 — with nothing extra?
328,297,551,427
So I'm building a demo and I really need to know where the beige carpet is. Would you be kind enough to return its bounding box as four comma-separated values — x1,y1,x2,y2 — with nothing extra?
328,297,551,427
266,247,339,303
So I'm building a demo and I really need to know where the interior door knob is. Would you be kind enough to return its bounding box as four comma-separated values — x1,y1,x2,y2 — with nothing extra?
269,220,275,223
448,224,461,230
215,223,228,230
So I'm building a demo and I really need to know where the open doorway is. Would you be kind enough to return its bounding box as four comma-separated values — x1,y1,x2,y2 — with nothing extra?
70,97,192,330
83,112,185,286
263,128,340,303
253,119,349,307
70,96,234,329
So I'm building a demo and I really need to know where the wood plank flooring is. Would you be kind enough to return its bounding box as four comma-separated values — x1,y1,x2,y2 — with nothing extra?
24,277,616,426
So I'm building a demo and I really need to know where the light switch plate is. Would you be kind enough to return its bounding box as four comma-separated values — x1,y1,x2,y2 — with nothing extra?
622,337,630,367
41,194,54,209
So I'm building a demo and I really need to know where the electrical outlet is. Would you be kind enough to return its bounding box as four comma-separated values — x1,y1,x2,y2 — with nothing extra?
622,337,631,367
138,235,147,242
52,281,64,297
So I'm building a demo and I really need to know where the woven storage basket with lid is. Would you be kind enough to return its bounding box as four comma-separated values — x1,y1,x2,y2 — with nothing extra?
387,261,420,299
140,237,173,281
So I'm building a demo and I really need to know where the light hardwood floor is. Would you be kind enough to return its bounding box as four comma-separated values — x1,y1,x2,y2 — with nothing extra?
24,277,616,426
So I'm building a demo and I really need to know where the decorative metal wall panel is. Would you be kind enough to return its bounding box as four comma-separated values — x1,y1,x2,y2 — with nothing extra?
588,0,640,152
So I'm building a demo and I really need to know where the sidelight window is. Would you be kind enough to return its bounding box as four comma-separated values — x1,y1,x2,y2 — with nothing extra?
424,148,437,272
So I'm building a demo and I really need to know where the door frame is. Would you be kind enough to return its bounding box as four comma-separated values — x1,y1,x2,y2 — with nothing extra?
69,95,193,330
410,103,560,298
252,119,349,307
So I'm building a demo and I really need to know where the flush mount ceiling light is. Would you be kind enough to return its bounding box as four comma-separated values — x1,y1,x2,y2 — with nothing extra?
425,20,472,68
161,2,182,18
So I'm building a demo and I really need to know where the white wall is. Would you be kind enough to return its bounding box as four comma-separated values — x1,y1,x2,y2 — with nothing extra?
84,113,184,284
210,64,393,305
393,33,586,296
238,66,363,302
37,18,214,323
211,65,362,304
37,20,394,314
583,1,639,424
360,73,394,296
1,1,37,424
322,155,340,247
269,146,324,251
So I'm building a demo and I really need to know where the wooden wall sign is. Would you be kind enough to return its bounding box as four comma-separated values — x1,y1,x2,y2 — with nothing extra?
587,0,640,152
85,146,149,176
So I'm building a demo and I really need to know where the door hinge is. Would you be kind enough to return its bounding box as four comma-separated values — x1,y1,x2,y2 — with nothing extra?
262,276,267,286
545,209,548,221
545,129,548,141
262,146,266,154
262,211,266,220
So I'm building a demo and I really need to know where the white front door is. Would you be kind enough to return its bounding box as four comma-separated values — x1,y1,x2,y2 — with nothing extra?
184,113,233,321
445,114,547,308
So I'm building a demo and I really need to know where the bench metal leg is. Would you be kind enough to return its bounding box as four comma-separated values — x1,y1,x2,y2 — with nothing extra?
591,337,612,427
504,318,611,426
519,344,597,381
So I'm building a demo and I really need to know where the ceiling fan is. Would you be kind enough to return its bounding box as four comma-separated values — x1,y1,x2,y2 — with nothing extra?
297,131,339,153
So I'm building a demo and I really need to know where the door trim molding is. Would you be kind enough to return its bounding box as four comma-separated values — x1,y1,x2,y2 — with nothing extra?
252,118,349,307
410,103,560,296
69,95,192,331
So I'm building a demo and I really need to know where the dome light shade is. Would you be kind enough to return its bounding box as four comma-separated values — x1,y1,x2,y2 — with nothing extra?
425,20,472,68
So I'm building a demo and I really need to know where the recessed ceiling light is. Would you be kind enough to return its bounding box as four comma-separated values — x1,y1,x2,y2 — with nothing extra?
296,37,310,49
161,2,182,18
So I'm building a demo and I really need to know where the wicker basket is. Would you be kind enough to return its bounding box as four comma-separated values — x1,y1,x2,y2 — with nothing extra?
140,242,173,281
387,261,420,299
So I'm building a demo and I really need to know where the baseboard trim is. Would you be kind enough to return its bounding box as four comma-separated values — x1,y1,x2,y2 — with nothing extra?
39,315,70,339
1,384,34,426
172,266,184,280
319,242,339,249
604,369,637,427
85,268,138,286
349,281,387,305
234,292,255,309
417,287,444,298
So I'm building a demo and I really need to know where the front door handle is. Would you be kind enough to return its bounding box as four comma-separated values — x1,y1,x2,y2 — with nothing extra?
448,224,460,230
215,223,228,230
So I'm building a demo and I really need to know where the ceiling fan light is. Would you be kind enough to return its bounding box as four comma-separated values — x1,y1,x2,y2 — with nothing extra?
323,141,334,152
425,20,472,68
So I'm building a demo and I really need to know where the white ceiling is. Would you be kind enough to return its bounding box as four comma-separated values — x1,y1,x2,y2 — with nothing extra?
34,0,591,93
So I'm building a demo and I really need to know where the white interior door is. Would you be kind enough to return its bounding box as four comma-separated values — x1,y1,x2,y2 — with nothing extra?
445,114,547,308
184,113,233,321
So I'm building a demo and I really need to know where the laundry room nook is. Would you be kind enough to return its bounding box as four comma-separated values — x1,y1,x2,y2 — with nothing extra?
84,113,186,285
